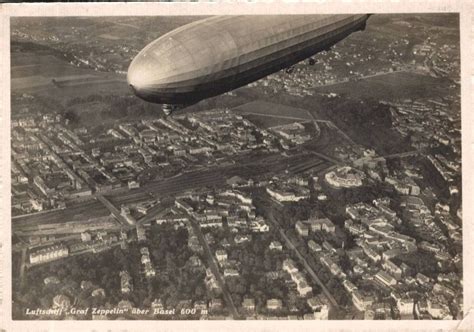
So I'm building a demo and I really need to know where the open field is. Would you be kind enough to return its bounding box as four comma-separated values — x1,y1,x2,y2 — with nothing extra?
315,71,452,100
11,75,54,90
12,53,93,78
11,53,66,68
11,51,128,99
98,33,121,40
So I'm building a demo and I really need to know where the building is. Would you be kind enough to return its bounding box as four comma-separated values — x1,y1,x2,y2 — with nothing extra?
391,292,415,316
426,299,451,319
120,271,132,294
433,283,456,298
52,294,71,310
352,290,375,311
308,240,322,252
382,259,402,280
242,298,255,312
266,186,309,202
416,273,431,285
345,219,366,235
44,276,60,285
295,220,309,237
215,249,228,263
284,260,312,297
136,225,146,241
325,166,363,188
29,244,69,264
283,259,298,274
194,301,208,311
226,175,253,188
128,180,140,189
81,232,92,242
364,309,375,320
322,241,336,253
313,304,329,320
343,279,358,294
296,279,313,297
269,241,283,251
209,298,223,311
144,262,156,278
219,189,253,205
306,217,335,233
91,288,106,297
375,270,397,287
224,269,239,278
249,218,269,232
235,234,251,244
152,298,165,311
175,199,194,214
266,299,283,310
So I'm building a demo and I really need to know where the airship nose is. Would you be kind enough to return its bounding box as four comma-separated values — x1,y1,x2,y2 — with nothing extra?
126,60,142,91
128,47,172,103
127,57,154,101
127,53,153,90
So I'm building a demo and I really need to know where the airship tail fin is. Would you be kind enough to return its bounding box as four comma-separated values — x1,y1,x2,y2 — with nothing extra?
359,14,372,32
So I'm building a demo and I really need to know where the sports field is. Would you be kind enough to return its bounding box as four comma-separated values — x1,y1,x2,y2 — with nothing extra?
233,100,313,128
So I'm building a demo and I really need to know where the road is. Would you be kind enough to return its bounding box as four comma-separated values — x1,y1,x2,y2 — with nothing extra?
308,151,342,166
379,150,421,160
305,109,321,139
188,217,240,319
318,120,357,146
268,211,339,309
256,196,340,314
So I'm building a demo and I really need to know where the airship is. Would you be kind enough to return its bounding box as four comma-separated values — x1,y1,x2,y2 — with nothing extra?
128,15,371,114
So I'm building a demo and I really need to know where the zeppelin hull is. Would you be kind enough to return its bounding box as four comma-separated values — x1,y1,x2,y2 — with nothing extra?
128,15,370,105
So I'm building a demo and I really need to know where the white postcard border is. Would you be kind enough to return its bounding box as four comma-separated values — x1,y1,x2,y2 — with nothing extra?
1,1,472,331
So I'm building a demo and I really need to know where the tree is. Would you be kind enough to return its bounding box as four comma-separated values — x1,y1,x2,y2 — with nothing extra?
232,293,242,306
165,253,177,273
194,285,205,300
263,254,273,271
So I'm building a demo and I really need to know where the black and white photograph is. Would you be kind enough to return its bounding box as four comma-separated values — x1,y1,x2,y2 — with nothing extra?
3,3,470,327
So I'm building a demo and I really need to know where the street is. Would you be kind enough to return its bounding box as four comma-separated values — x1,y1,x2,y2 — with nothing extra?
188,217,241,319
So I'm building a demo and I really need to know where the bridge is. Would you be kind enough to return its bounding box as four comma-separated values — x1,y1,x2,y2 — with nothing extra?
95,194,133,227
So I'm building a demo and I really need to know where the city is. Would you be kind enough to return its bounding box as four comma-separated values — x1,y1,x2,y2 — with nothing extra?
10,14,462,320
